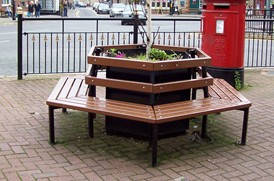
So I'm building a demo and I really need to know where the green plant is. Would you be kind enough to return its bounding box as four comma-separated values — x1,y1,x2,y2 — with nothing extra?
148,48,173,61
106,47,183,62
234,71,242,90
108,48,117,53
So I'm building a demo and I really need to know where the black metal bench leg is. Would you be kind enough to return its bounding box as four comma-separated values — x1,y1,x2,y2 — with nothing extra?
152,124,158,167
241,108,249,145
49,106,55,144
148,125,153,148
88,113,94,138
201,115,207,138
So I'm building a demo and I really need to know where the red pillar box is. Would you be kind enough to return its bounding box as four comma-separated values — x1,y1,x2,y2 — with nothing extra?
201,0,246,88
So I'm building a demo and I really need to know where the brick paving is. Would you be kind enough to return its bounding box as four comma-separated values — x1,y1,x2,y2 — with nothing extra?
1,69,274,181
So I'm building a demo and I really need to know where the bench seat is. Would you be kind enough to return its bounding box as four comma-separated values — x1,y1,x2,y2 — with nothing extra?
50,96,156,122
47,76,156,123
47,76,251,166
155,97,249,123
155,78,251,123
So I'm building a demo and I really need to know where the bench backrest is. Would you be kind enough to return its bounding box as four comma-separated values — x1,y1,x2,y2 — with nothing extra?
86,47,213,101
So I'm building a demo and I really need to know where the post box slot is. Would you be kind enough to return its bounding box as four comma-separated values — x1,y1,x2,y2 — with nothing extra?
202,5,207,10
213,3,230,10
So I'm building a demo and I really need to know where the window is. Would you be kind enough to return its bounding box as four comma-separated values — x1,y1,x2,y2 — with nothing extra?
3,0,12,5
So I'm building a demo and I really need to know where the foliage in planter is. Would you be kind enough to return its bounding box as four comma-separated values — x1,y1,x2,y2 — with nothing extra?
106,47,185,61
148,48,175,61
105,48,126,58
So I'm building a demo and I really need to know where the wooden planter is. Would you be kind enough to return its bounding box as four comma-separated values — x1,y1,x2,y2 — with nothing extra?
88,44,211,139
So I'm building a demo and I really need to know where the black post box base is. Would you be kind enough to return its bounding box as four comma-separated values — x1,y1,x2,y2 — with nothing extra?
207,67,244,89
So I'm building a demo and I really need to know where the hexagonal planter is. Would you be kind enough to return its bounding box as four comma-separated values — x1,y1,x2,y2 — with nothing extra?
87,44,211,139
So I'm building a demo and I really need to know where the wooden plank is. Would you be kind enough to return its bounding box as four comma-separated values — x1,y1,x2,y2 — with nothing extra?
154,98,250,123
209,80,231,101
216,79,240,102
154,98,219,115
86,76,213,94
56,77,75,99
85,76,154,93
69,96,153,110
153,77,213,93
66,78,84,98
47,97,156,123
47,77,68,101
152,58,211,70
218,79,251,103
78,82,88,97
65,98,154,120
88,56,154,71
208,83,221,98
209,79,251,104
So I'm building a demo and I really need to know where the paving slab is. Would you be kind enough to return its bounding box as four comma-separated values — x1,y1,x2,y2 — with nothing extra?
0,69,274,180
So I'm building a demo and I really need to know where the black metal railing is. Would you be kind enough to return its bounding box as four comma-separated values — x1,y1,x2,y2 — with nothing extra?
246,9,273,19
17,14,274,79
245,31,274,67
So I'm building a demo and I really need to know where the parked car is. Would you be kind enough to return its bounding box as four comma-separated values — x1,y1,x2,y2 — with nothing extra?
92,2,100,10
109,3,125,17
121,4,147,25
75,1,86,7
97,3,110,14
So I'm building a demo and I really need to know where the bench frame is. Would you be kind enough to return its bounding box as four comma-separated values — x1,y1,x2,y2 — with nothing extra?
47,76,251,167
47,46,251,166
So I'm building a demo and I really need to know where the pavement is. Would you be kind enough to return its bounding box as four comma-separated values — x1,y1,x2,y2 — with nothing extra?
1,8,274,181
0,68,274,181
0,8,201,25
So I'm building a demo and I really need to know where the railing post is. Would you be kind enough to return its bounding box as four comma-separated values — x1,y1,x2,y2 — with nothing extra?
270,8,273,35
96,20,99,45
263,9,266,32
17,13,23,80
133,15,138,44
173,20,176,46
12,0,16,20
62,19,64,73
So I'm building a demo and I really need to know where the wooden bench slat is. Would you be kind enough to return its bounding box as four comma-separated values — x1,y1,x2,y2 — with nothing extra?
57,77,75,99
85,76,154,93
71,96,152,110
153,77,213,93
47,97,155,123
47,77,69,100
154,97,247,114
154,98,250,123
67,78,85,98
86,75,213,93
152,58,211,70
78,82,89,96
210,79,239,101
88,56,155,71
154,97,214,109
65,98,154,121
209,81,232,101
218,79,251,103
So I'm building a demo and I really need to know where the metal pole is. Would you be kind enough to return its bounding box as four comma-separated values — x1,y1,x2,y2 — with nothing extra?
269,8,273,35
133,15,138,44
12,0,16,20
17,13,23,80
